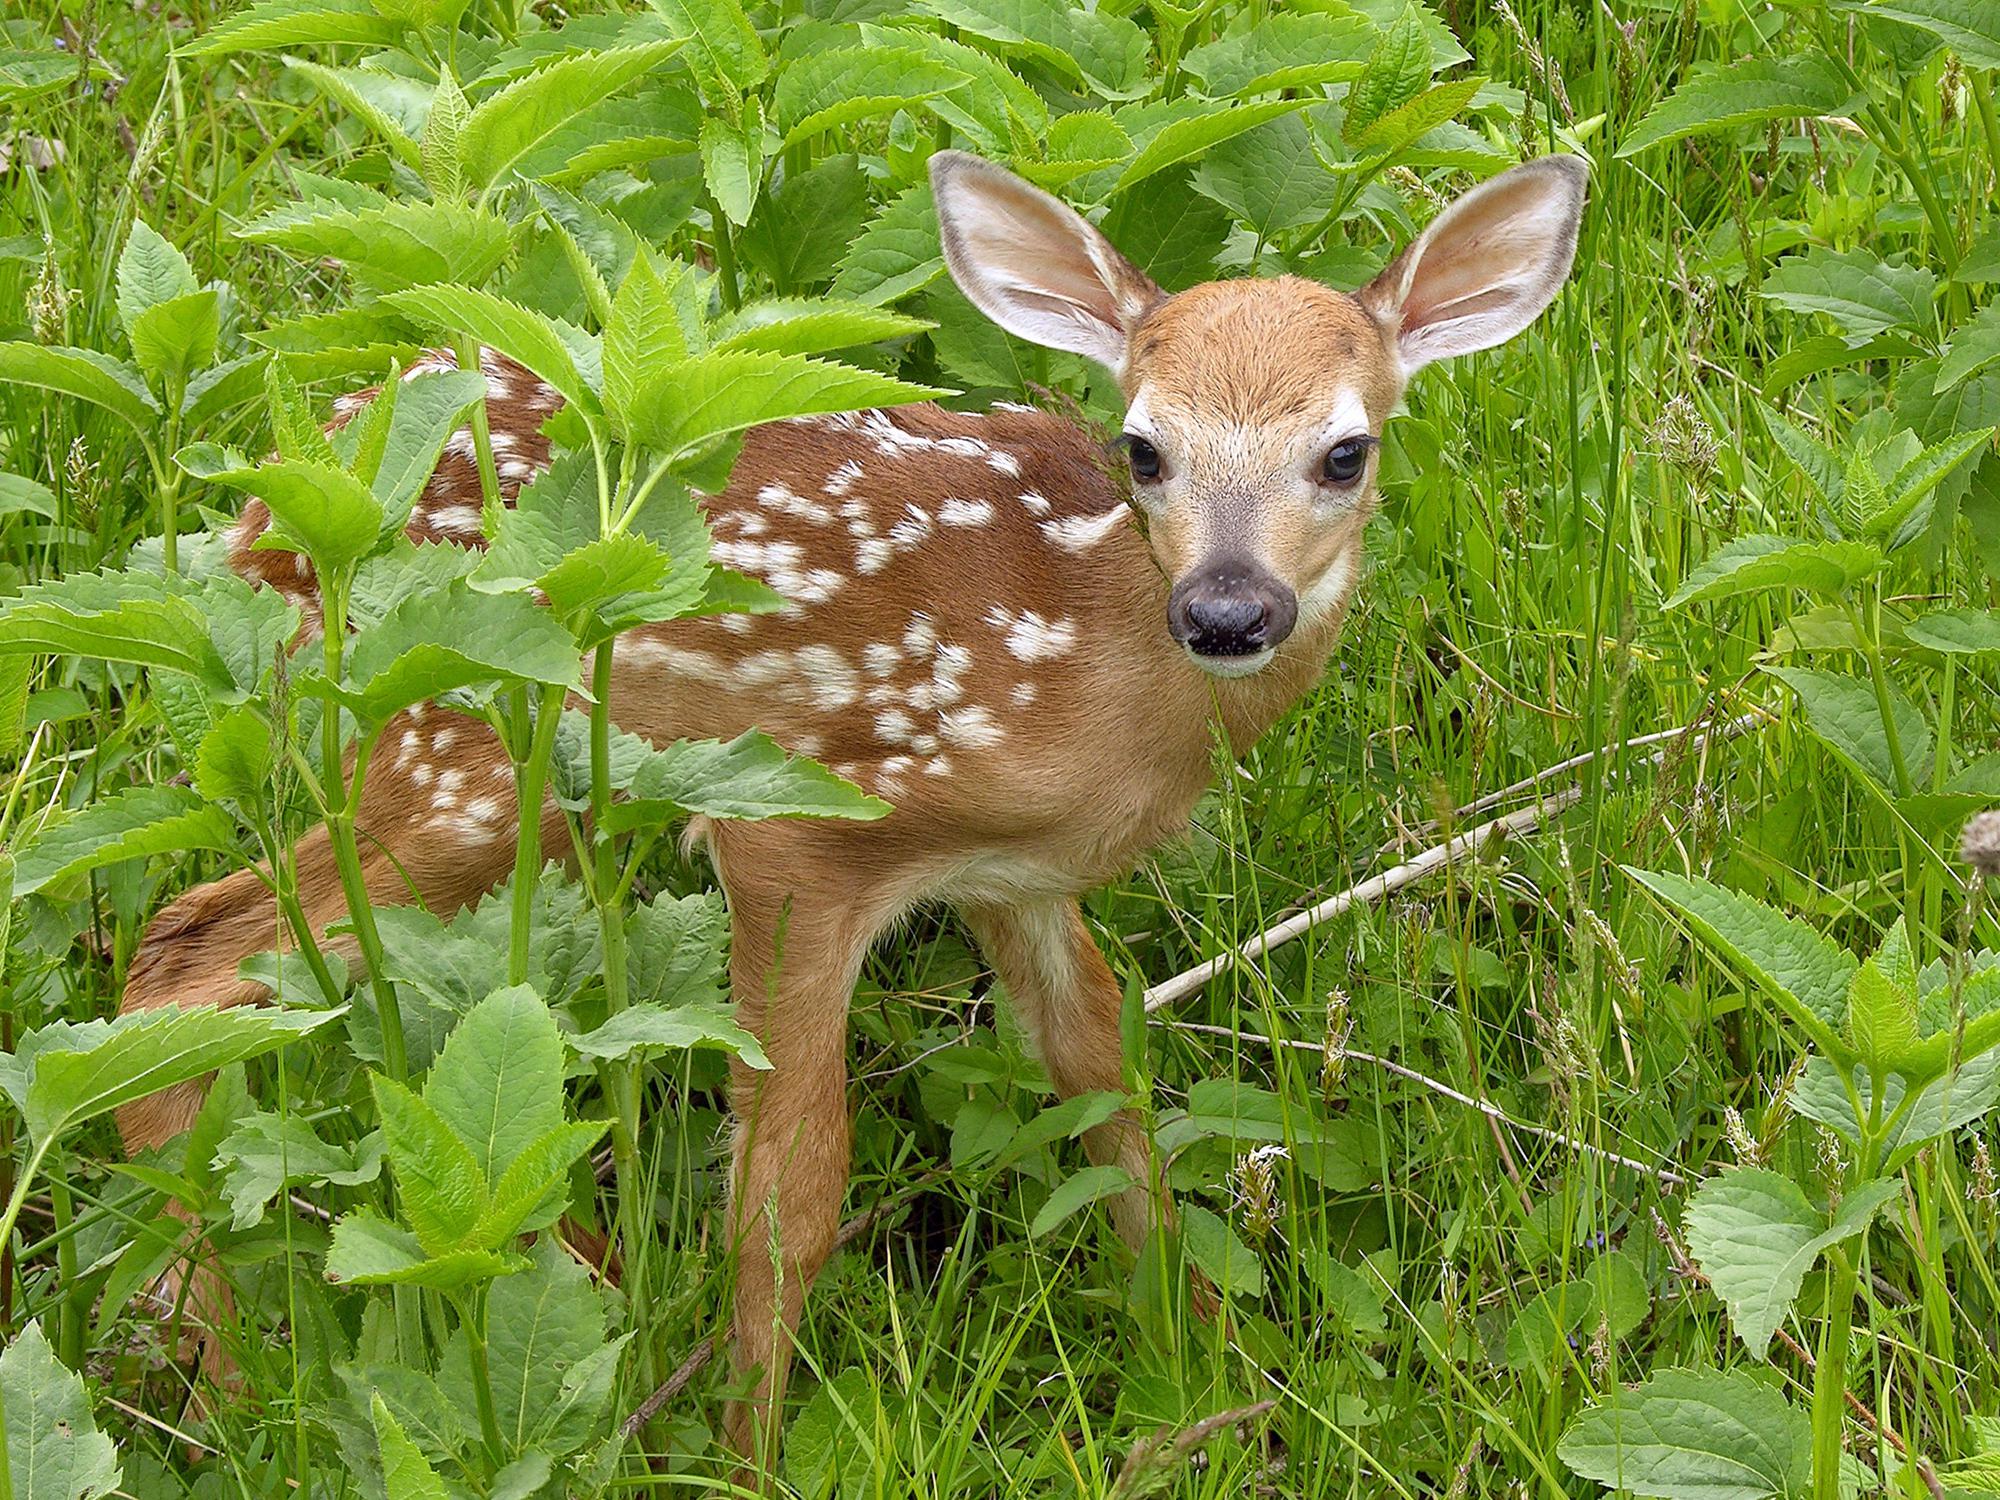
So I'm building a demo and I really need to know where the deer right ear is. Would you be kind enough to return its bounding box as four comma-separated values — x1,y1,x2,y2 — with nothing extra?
930,150,1162,376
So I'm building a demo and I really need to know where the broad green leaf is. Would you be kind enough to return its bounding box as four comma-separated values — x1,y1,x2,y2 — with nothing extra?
1191,113,1336,239
0,568,231,687
0,343,159,429
366,368,489,520
1342,5,1433,144
1558,1367,1810,1500
236,199,513,295
334,582,582,723
1684,1168,1898,1357
537,534,671,620
180,0,406,54
0,473,57,520
383,285,597,414
129,289,222,388
10,785,238,898
1907,606,2000,654
426,985,564,1182
1792,1052,2000,1167
374,1076,488,1257
1017,111,1132,189
1108,98,1306,195
0,1322,120,1500
1182,11,1376,98
372,1395,451,1500
623,349,944,458
604,251,692,427
856,22,1047,144
1858,0,2000,67
625,890,726,1011
1663,535,1882,608
1963,223,2000,285
709,299,930,357
568,1002,770,1068
285,61,425,168
604,728,890,827
1845,955,1919,1073
460,42,683,189
831,184,943,306
0,1005,338,1145
773,46,968,145
1621,867,1853,1056
1504,1250,1651,1376
646,0,767,92
1352,75,1483,154
324,1211,518,1291
206,458,386,574
1764,664,1930,795
918,0,1149,97
1759,247,1936,345
1936,301,2000,392
1179,1202,1264,1295
212,1111,383,1230
990,1090,1126,1172
474,1119,605,1246
115,220,198,334
1616,55,1852,157
1871,427,1997,546
1029,1163,1136,1238
736,152,870,292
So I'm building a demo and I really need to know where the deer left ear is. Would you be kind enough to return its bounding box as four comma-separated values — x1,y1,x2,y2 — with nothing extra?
1358,155,1588,374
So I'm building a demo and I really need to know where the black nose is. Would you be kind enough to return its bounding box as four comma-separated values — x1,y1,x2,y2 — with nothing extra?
1167,558,1299,659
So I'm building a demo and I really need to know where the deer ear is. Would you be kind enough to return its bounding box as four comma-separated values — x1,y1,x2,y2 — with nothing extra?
1359,155,1588,375
930,150,1162,375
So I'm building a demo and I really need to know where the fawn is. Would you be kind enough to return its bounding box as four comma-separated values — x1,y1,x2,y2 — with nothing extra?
116,150,1587,1466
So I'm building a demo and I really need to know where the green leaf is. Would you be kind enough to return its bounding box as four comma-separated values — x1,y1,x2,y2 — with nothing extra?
1759,247,1936,345
0,473,57,521
129,289,222,388
334,580,583,725
10,785,239,898
1663,535,1882,608
367,369,490,520
624,890,726,1010
0,1005,338,1145
372,1394,451,1500
773,46,968,146
1936,301,2000,392
0,1322,120,1500
115,220,199,335
1870,427,1997,545
212,1111,383,1230
1792,1052,2000,1167
918,0,1148,98
1558,1367,1811,1500
1342,5,1434,144
710,299,929,358
0,343,159,429
604,251,692,428
426,985,565,1182
1108,98,1306,195
382,285,597,414
646,0,767,93
1684,1168,1899,1358
324,1211,518,1291
207,458,386,575
831,184,943,306
1857,0,2000,68
1351,75,1483,154
622,349,944,459
1191,113,1336,239
461,42,682,189
0,571,231,688
373,1075,488,1257
286,61,425,170
237,199,514,295
1764,664,1930,795
1029,1163,1136,1238
735,152,868,291
181,0,406,55
1182,11,1376,98
1846,953,1920,1074
474,1119,606,1247
1621,867,1854,1057
605,728,890,827
989,1090,1126,1172
1616,55,1853,157
1907,606,2000,654
569,1002,770,1069
1179,1203,1264,1295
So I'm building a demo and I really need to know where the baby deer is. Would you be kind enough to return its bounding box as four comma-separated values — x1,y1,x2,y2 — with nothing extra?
117,150,1586,1467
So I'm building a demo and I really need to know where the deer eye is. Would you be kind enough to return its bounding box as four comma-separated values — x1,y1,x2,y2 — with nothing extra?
1322,438,1369,486
1124,435,1162,483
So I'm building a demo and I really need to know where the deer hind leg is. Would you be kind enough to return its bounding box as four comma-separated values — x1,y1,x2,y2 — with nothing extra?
959,896,1166,1251
705,823,888,1474
116,708,554,1364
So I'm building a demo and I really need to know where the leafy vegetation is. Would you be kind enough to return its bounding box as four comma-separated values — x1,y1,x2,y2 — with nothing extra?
3,0,2000,1494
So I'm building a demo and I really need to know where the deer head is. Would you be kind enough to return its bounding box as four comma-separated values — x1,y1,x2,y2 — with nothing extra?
930,150,1589,677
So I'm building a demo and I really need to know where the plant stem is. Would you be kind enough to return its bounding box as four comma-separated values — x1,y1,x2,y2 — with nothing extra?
453,332,503,516
462,1290,508,1472
506,682,566,987
1811,1244,1858,1500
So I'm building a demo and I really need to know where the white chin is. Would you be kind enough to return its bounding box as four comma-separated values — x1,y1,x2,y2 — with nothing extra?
1187,645,1275,678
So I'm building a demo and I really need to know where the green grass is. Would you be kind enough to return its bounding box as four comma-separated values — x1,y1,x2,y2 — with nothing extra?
3,0,2000,1496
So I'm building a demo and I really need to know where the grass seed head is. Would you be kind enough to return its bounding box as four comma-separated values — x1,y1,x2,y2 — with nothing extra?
1231,1144,1287,1245
1972,1136,1996,1209
1961,810,2000,878
1723,1106,1760,1165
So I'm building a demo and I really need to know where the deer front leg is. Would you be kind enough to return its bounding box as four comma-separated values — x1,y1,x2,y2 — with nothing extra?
958,896,1166,1251
711,831,884,1475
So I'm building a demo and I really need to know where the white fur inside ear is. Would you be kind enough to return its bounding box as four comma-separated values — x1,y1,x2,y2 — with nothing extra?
931,151,1161,374
1364,155,1588,374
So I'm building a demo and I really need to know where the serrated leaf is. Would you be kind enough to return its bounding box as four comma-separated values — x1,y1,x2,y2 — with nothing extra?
1764,664,1929,795
604,251,690,427
709,299,929,357
237,199,514,295
1558,1367,1811,1500
180,0,406,54
623,349,944,459
1907,606,2000,654
700,100,764,229
1759,247,1936,345
1108,98,1306,195
287,60,426,169
205,458,385,575
1182,11,1376,98
1351,75,1483,154
647,0,766,93
0,1322,120,1500
474,1119,605,1247
368,369,490,520
374,1076,487,1256
426,985,565,1182
0,569,232,689
1342,5,1434,144
831,184,943,306
335,582,582,724
116,221,199,334
1663,535,1882,608
1858,0,2000,68
1616,55,1852,157
129,288,222,388
1180,1202,1264,1294
443,1240,611,1457
1846,956,1920,1073
1029,1163,1136,1238
10,785,239,898
324,1211,518,1291
1191,112,1336,239
0,1005,338,1145
773,46,968,145
420,72,469,199
372,1394,450,1500
1936,301,2000,392
1621,867,1853,1058
1684,1168,1898,1358
382,285,597,414
0,343,159,429
569,1002,769,1068
461,42,682,189
212,1111,383,1230
1872,427,1996,545
605,728,890,826
917,0,1148,98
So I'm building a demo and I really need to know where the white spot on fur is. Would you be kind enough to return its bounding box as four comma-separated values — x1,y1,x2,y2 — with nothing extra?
1010,681,1038,707
939,704,1004,749
924,755,953,775
902,612,937,658
1040,504,1129,552
874,709,914,745
938,497,995,527
825,460,864,496
863,643,901,677
856,537,896,574
985,605,1077,662
795,644,858,710
1018,490,1053,517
